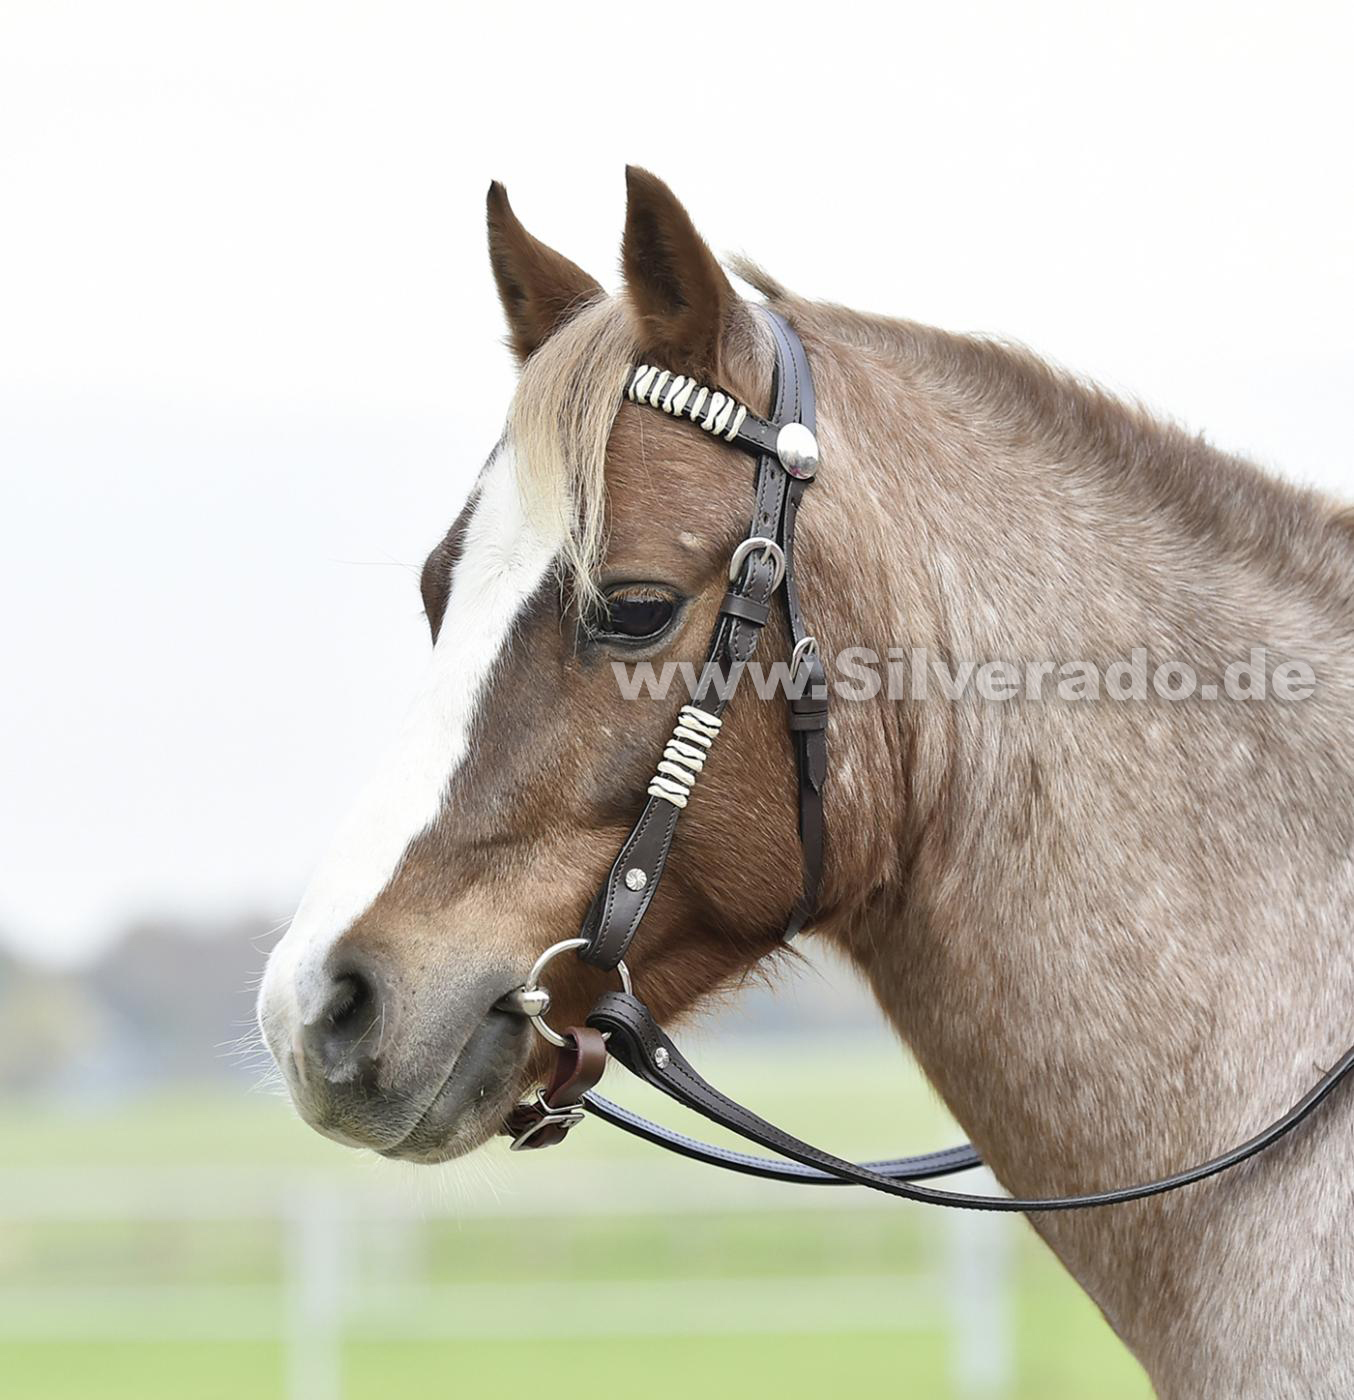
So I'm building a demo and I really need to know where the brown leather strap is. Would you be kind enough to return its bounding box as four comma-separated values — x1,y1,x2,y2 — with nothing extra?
719,590,772,627
502,1027,608,1150
764,311,824,939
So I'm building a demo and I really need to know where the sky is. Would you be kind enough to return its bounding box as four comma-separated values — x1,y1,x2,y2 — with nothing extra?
2,1,1351,963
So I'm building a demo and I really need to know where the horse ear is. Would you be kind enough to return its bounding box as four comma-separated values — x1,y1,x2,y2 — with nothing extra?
622,166,737,380
486,182,602,363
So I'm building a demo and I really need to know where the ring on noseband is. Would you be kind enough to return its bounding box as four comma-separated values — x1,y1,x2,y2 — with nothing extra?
728,536,785,592
495,937,632,1048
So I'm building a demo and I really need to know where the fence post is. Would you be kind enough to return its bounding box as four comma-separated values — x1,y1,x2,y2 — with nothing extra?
944,1174,1014,1398
285,1178,343,1400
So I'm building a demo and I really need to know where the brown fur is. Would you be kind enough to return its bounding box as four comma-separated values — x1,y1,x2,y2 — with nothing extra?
486,182,601,362
621,165,749,381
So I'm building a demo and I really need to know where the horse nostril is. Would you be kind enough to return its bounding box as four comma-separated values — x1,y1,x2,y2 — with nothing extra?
302,965,385,1082
326,973,371,1031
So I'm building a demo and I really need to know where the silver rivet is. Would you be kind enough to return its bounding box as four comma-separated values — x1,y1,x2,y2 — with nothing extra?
776,422,820,479
493,985,551,1017
653,1047,670,1069
624,867,648,892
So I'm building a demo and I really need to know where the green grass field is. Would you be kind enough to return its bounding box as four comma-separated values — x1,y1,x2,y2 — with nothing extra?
0,1040,1151,1399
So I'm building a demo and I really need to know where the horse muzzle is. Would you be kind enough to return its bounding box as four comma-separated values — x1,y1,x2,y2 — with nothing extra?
258,945,533,1162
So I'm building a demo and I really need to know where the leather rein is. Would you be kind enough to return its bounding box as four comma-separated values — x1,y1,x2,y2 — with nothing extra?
496,308,1354,1210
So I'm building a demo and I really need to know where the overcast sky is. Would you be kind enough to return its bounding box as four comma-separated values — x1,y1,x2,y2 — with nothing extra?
2,2,1351,963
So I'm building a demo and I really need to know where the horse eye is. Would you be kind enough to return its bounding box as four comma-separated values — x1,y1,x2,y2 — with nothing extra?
598,592,677,641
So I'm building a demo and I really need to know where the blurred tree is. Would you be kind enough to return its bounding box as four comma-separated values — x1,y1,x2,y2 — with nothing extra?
84,915,278,1084
0,918,279,1095
0,947,106,1092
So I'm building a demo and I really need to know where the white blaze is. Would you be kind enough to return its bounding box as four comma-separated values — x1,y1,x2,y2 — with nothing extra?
261,443,561,1017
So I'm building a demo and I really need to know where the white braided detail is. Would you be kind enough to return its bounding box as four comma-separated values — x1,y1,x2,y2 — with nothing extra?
646,705,723,809
627,366,749,444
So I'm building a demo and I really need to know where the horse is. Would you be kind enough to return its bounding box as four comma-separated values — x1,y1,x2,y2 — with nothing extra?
258,167,1354,1396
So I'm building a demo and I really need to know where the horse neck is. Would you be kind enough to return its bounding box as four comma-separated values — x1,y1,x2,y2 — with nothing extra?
800,308,1354,1361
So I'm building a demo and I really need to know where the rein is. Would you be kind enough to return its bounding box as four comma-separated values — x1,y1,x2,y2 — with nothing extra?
497,309,1354,1210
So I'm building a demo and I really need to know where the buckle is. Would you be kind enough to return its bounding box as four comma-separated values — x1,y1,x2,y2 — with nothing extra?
789,640,828,731
508,1089,587,1150
790,635,819,678
728,536,786,592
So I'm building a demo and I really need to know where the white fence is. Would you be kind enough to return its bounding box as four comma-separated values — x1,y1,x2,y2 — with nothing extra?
0,1163,1013,1399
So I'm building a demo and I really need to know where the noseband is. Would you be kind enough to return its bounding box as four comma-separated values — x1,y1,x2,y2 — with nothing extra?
498,309,1354,1210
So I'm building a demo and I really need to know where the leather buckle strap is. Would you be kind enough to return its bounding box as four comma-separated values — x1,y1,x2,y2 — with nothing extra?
719,590,771,627
508,1093,586,1150
789,692,829,732
763,312,825,938
502,1026,607,1151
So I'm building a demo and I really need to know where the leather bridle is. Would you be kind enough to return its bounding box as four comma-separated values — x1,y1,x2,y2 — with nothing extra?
497,308,1354,1209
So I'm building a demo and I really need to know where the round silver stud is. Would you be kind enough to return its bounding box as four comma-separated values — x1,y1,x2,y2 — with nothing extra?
776,422,820,480
653,1047,670,1069
624,867,648,892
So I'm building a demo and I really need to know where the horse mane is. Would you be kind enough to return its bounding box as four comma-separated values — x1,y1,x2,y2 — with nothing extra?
508,296,638,605
735,256,1354,617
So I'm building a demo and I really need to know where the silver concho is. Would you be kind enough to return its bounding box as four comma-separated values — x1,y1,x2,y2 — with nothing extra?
776,422,820,479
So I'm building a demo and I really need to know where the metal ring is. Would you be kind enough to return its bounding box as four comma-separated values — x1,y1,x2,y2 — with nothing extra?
728,536,786,592
790,635,819,677
502,937,632,1049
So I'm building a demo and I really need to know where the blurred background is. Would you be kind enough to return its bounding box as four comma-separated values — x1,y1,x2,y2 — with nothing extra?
2,2,1350,1396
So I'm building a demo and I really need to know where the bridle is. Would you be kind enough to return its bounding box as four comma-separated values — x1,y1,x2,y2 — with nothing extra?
497,308,1354,1209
